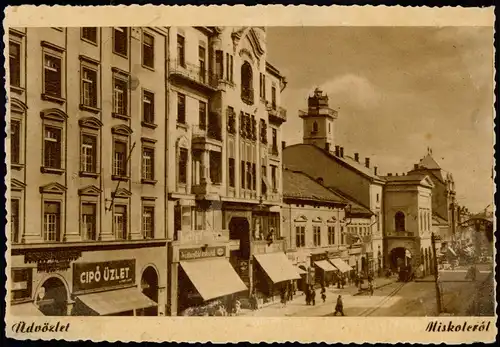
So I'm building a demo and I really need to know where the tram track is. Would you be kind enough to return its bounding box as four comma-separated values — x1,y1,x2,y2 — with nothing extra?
358,282,407,317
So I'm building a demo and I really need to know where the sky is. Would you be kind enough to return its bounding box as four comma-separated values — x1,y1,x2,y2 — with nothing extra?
266,26,494,213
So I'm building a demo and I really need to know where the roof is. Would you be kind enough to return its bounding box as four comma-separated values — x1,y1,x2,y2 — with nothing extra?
326,186,373,217
283,169,346,205
382,173,434,188
284,144,384,183
432,213,448,225
418,153,442,170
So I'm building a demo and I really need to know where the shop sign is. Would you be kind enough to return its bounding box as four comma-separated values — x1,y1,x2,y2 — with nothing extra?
179,246,226,261
253,241,284,255
310,252,327,265
73,259,135,292
327,250,341,259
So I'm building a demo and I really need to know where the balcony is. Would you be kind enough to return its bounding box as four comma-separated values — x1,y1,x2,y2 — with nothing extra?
241,87,254,105
192,181,223,200
269,105,287,124
252,238,287,254
176,229,229,245
169,60,218,92
192,120,222,151
385,230,416,238
268,145,279,157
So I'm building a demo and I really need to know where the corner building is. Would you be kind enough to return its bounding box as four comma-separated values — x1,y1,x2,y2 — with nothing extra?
8,27,169,316
166,27,296,315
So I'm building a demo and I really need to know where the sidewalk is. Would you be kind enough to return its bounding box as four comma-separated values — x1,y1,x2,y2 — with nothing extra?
239,276,397,317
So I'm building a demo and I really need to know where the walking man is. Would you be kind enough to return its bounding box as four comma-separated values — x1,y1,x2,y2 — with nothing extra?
310,285,316,306
333,295,345,316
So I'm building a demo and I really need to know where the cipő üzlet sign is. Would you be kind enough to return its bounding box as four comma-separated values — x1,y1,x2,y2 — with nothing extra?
73,259,135,292
179,246,226,261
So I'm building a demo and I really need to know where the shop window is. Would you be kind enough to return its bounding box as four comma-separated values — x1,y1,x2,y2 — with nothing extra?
9,40,21,88
81,202,97,241
142,31,155,69
199,101,207,130
80,134,97,174
177,35,185,67
81,27,97,44
215,50,223,79
43,201,61,242
142,90,155,125
113,27,128,57
112,73,128,117
178,148,188,184
113,140,128,179
43,54,62,99
313,226,321,247
395,211,405,232
11,268,32,302
81,66,98,109
142,205,155,239
177,93,186,124
228,158,235,187
241,61,253,104
43,126,62,170
209,151,222,184
142,145,155,182
194,208,205,231
328,226,335,245
11,198,20,244
295,226,305,248
114,204,127,240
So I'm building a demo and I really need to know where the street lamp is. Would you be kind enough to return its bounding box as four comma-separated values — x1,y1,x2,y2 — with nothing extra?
431,232,442,314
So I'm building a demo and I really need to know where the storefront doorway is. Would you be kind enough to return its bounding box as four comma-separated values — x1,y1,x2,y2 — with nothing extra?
390,247,412,271
229,217,250,259
36,277,68,316
141,266,159,316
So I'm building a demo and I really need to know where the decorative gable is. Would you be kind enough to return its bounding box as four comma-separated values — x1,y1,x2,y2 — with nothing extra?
11,178,26,191
421,176,435,188
294,215,307,222
39,182,67,194
312,216,323,223
79,117,103,129
327,216,337,223
40,108,68,122
10,98,28,114
78,185,102,196
112,188,132,198
111,124,133,136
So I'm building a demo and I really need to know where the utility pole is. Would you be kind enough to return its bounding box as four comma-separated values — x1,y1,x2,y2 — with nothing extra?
431,233,442,314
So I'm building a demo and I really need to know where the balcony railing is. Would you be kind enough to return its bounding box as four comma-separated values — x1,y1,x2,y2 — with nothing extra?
268,145,279,157
386,230,415,238
192,125,222,142
176,229,229,245
241,87,254,105
268,105,287,123
169,60,218,90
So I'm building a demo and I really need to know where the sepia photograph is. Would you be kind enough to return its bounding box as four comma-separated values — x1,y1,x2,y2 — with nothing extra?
3,5,496,343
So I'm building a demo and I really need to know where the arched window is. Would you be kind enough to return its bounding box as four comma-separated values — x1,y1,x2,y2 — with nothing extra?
241,61,253,104
395,211,405,232
312,121,318,133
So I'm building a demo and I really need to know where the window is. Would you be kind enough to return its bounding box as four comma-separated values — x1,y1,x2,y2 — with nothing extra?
142,206,155,239
113,140,127,177
80,134,97,173
177,35,185,67
376,193,380,203
271,165,277,191
199,101,207,130
215,50,223,79
271,128,278,154
81,203,97,241
377,213,380,232
241,160,246,189
11,269,32,302
178,148,188,184
177,93,186,124
271,85,277,109
11,199,20,244
142,91,155,124
11,120,20,165
312,121,318,133
210,151,222,184
9,41,21,87
142,147,155,181
113,27,128,56
295,226,305,248
81,27,97,43
44,126,61,169
142,32,154,68
252,163,256,191
230,55,234,82
43,201,61,241
81,67,97,108
198,46,206,82
241,62,254,104
259,73,266,99
225,53,229,80
227,106,236,134
114,205,127,240
246,162,252,190
395,211,405,232
260,119,268,144
43,54,62,97
313,226,321,247
328,226,335,245
228,158,235,187
113,76,128,116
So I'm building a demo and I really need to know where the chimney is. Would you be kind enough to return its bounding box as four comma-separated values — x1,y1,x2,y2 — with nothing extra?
281,141,286,151
365,157,370,168
374,166,378,175
340,147,344,158
325,143,330,152
414,164,419,170
354,153,359,162
335,145,340,156
388,173,392,176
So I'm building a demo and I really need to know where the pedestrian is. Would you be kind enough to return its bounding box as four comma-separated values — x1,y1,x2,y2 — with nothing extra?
310,286,316,306
368,281,374,296
341,275,346,289
287,281,294,301
250,291,258,311
305,286,310,305
321,285,326,303
333,295,345,316
280,286,287,307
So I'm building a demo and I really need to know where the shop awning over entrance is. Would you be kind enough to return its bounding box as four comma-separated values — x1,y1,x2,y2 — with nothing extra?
330,258,353,273
180,258,247,301
314,260,337,272
76,287,157,316
254,252,301,283
10,302,44,316
296,266,307,275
